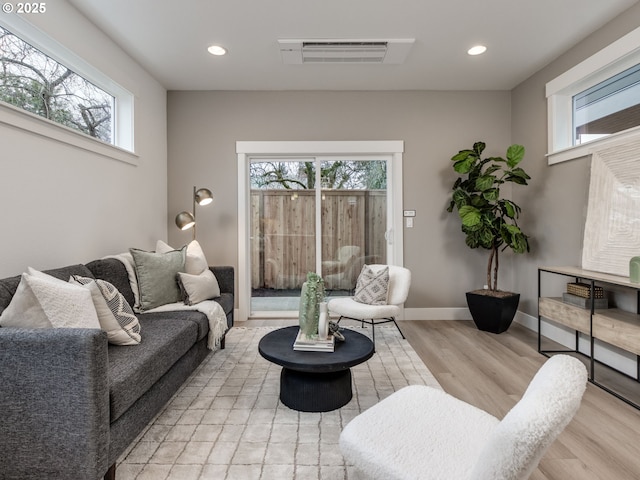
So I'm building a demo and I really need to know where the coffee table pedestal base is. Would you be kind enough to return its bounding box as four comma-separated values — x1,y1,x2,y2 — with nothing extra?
280,368,352,412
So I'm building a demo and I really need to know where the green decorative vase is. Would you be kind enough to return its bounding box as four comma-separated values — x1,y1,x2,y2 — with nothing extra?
298,272,326,338
630,257,640,283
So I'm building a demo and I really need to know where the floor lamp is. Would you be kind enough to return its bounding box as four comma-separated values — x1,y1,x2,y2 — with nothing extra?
175,186,213,240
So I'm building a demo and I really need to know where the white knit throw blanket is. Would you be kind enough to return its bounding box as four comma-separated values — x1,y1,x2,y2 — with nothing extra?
104,253,227,350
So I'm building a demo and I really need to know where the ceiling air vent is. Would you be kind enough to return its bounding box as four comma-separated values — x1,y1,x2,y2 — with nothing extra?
278,39,414,65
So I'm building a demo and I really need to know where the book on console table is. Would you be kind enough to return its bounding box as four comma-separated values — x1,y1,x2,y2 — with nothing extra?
562,292,608,309
293,329,335,352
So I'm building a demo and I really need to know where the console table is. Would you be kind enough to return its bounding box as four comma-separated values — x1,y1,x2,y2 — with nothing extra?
538,266,640,409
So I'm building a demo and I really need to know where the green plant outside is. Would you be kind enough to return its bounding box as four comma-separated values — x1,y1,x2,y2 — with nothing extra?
446,142,531,292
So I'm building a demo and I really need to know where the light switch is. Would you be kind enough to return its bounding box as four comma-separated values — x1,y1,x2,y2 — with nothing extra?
406,217,414,228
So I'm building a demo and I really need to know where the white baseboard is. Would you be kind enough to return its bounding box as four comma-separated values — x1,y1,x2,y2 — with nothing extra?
401,307,472,321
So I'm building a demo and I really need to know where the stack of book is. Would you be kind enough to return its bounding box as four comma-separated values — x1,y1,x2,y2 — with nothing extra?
293,329,335,352
563,282,608,309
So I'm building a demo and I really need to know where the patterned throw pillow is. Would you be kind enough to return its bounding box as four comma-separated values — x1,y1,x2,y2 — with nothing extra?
354,265,390,305
71,275,141,345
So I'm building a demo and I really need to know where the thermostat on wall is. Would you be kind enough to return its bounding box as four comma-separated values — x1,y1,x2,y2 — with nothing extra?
403,210,416,217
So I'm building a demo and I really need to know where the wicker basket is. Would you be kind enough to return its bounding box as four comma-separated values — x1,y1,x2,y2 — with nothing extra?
566,282,604,299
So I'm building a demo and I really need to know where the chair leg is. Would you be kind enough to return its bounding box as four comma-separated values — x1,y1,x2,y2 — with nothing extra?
371,321,376,350
391,317,405,339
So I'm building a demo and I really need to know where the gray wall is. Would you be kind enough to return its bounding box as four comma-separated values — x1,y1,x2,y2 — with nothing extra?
511,3,640,317
0,1,168,277
167,90,511,308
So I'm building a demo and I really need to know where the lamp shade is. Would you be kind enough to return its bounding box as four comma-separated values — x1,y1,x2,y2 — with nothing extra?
195,188,213,206
175,211,195,231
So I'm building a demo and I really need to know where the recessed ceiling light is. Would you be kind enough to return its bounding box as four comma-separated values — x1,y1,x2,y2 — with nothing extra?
207,45,227,56
468,45,487,56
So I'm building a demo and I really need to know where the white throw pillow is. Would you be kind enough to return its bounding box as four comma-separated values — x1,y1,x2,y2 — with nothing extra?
177,269,221,305
0,268,100,329
156,239,208,275
70,275,141,345
354,265,390,305
0,272,52,328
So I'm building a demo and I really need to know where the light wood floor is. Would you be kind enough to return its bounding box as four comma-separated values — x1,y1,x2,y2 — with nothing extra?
400,320,640,480
247,318,640,479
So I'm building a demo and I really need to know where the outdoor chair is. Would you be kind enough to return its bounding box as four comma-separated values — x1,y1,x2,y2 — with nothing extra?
339,354,587,480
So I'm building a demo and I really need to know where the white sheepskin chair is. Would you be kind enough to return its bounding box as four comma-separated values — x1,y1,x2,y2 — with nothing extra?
339,354,587,480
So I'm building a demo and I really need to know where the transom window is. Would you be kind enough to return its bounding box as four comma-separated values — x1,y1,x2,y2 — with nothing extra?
0,25,114,143
573,62,640,145
0,16,135,159
546,26,640,165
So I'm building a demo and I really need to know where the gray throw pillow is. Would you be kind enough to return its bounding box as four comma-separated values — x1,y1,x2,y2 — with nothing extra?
130,247,186,311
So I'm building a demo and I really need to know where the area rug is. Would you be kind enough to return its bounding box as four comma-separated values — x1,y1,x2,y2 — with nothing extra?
116,325,441,480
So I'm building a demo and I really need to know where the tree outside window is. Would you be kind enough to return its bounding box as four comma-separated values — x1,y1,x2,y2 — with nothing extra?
250,160,387,190
0,25,113,143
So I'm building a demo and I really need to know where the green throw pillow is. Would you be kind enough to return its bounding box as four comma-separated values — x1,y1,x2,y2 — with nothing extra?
130,246,186,311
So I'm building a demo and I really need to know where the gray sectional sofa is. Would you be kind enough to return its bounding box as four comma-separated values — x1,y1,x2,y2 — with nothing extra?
0,258,234,480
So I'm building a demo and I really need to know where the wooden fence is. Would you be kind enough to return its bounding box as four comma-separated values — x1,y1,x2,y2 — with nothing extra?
251,189,386,290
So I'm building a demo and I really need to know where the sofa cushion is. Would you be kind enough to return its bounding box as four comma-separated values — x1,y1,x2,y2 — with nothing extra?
70,275,141,345
168,310,210,342
0,269,101,330
86,258,136,308
177,269,221,305
130,247,186,311
156,239,208,275
0,264,94,316
108,313,198,422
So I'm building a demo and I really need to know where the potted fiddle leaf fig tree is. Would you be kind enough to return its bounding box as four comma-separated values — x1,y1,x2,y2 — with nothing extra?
446,141,531,333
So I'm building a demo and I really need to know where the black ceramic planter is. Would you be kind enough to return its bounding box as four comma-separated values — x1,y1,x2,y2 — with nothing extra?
466,291,520,334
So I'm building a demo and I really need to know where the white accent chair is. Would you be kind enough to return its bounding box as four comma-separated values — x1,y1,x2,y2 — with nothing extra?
339,354,587,480
327,265,411,346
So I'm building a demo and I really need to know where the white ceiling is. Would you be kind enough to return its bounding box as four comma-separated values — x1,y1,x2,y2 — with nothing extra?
68,0,639,91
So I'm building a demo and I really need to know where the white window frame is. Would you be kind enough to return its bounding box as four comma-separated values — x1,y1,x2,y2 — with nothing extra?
546,26,640,165
237,140,404,322
0,15,137,164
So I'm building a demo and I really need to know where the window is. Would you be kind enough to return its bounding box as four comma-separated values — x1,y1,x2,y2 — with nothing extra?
0,15,135,158
0,25,114,143
573,63,640,145
546,26,640,164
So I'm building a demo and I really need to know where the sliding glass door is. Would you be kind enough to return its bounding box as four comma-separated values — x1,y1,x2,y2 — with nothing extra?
248,157,389,315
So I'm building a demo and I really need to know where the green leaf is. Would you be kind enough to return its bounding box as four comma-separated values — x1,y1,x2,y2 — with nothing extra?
506,175,528,185
503,201,515,218
484,164,501,175
465,235,480,249
475,175,496,191
453,157,476,174
452,188,468,207
452,150,473,162
483,188,499,201
459,205,481,227
446,200,455,213
509,167,530,180
506,144,525,168
473,142,486,156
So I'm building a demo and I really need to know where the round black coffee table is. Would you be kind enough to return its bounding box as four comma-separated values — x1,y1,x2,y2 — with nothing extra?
258,326,375,412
